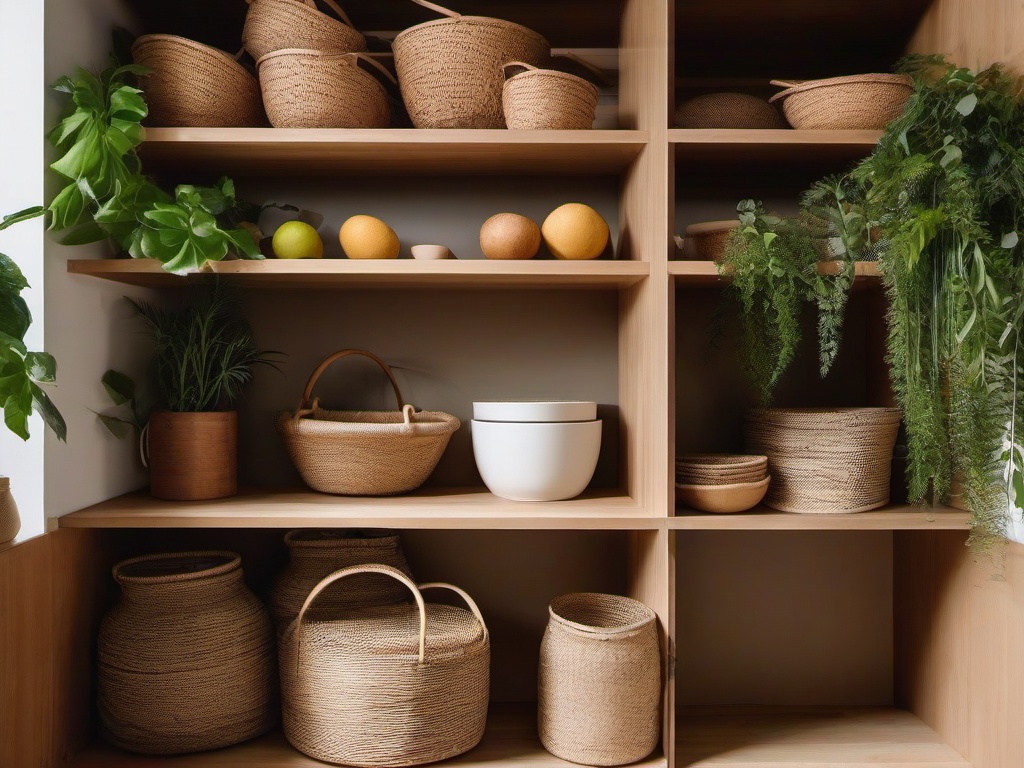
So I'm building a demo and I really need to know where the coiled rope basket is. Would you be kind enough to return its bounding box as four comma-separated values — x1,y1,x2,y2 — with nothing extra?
242,0,366,60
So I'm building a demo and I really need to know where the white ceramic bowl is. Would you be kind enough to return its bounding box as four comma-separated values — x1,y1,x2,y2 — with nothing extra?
471,419,602,502
473,400,596,423
411,244,451,259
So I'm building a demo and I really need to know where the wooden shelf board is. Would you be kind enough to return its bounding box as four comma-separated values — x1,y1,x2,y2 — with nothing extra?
671,505,971,531
675,706,970,767
67,258,650,289
670,130,881,170
138,128,648,176
69,702,668,768
669,261,881,286
56,487,655,530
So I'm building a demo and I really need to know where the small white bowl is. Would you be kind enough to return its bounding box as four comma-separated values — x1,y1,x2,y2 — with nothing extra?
472,419,602,502
473,400,596,423
411,244,451,260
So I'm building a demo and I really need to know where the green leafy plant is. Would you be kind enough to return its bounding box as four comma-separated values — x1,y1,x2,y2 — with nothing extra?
96,370,146,438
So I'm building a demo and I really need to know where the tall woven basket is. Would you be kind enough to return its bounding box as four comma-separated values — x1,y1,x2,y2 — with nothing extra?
539,593,662,766
269,528,415,632
278,349,460,495
503,62,599,130
281,564,490,767
745,408,902,513
243,0,366,60
392,0,550,128
97,552,277,755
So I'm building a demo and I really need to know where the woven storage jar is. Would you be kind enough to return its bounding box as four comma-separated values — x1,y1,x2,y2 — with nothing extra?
683,220,741,262
258,50,394,128
502,62,598,130
745,407,902,513
675,92,785,129
270,528,415,632
281,564,490,767
132,35,265,127
769,74,914,130
392,0,550,128
98,552,277,755
539,593,661,766
278,349,460,495
243,0,366,60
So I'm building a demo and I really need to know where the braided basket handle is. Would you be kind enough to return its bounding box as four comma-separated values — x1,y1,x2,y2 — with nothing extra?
556,53,611,86
351,52,399,87
503,61,538,79
299,0,357,29
298,348,404,411
410,0,461,19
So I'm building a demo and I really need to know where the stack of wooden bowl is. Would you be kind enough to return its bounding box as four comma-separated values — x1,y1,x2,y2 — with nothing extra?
675,454,770,514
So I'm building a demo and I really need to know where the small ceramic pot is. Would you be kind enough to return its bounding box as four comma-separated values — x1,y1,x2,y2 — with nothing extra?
411,244,452,259
0,477,20,544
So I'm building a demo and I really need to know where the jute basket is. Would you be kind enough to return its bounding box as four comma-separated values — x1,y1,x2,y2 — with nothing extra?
243,0,366,60
278,349,460,495
98,552,277,755
675,92,785,129
502,62,598,130
539,593,661,766
132,35,266,127
769,74,914,130
281,564,490,767
258,49,394,128
745,407,902,513
684,220,740,262
392,0,550,128
270,528,415,632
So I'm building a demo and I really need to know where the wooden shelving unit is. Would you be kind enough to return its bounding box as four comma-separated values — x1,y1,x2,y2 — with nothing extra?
670,129,881,168
670,506,970,531
669,260,881,285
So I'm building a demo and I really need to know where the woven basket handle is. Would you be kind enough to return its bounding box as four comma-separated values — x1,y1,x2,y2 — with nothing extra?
351,52,398,87
410,0,461,19
556,52,611,86
503,61,538,79
299,0,357,29
298,348,404,411
418,582,488,640
770,79,803,89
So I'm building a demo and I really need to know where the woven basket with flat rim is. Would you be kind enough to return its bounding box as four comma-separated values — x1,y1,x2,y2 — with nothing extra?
243,0,366,60
769,74,914,130
278,349,460,495
502,61,599,130
393,0,550,128
682,220,740,262
281,564,490,767
675,92,785,129
132,35,266,127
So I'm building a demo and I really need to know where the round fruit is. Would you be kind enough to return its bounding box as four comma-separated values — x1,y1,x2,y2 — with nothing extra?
339,215,400,259
272,220,323,259
542,203,610,260
479,213,541,260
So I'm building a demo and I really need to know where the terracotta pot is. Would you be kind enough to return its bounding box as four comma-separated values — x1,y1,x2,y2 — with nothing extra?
146,411,237,500
0,477,20,544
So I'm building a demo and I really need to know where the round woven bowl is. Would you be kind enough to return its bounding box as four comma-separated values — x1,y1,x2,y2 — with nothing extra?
675,477,770,513
132,35,266,127
677,468,768,485
243,0,366,60
769,74,914,130
675,92,785,129
677,454,768,472
257,49,391,128
503,63,598,130
683,220,741,262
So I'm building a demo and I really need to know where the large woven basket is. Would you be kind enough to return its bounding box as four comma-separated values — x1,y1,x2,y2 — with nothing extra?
98,552,277,755
393,0,550,128
243,0,366,60
769,74,914,130
745,407,902,513
675,92,785,129
270,528,415,632
281,564,490,767
503,62,598,130
539,593,661,766
278,349,460,495
132,35,266,127
258,49,394,128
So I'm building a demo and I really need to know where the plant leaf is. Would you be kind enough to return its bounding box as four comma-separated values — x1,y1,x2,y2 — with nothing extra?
97,413,132,439
955,93,978,116
101,369,135,405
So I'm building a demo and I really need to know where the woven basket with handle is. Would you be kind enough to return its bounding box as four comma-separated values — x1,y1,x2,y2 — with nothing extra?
393,0,550,128
243,0,366,60
502,60,599,130
278,349,459,495
281,564,490,767
769,74,914,130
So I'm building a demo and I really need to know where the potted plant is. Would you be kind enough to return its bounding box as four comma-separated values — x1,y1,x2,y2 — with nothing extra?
130,285,276,501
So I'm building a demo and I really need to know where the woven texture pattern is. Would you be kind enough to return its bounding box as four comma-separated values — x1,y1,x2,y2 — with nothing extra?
243,0,366,60
393,1,549,128
684,221,740,262
98,552,277,755
270,529,414,632
258,50,389,128
281,564,490,767
769,74,914,130
132,35,265,127
147,411,237,501
539,593,661,766
676,454,768,485
675,92,785,129
745,408,902,513
0,478,19,544
503,66,598,130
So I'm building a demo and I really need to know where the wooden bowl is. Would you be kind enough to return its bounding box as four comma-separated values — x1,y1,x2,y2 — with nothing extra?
675,477,770,514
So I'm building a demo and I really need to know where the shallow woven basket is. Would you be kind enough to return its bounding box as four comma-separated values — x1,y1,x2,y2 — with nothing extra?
98,552,277,755
683,220,740,262
270,529,415,632
281,564,490,767
243,0,366,60
539,593,661,766
132,35,265,127
675,92,785,129
769,74,914,130
745,408,902,513
278,349,460,495
503,62,598,130
393,0,550,128
258,49,394,128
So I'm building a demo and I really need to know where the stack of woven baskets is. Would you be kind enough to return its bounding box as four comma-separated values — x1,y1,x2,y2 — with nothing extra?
675,454,771,513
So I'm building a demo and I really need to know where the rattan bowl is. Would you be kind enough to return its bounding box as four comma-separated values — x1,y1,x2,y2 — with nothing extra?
682,220,740,262
769,74,914,130
675,92,785,129
675,477,771,514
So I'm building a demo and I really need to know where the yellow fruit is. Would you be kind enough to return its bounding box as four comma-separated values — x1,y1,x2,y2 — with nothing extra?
542,203,610,260
272,220,323,259
339,215,400,259
479,213,541,260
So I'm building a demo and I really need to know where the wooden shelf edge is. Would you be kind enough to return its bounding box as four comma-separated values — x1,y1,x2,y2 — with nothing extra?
669,261,881,286
670,504,971,531
668,128,883,146
142,127,649,146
